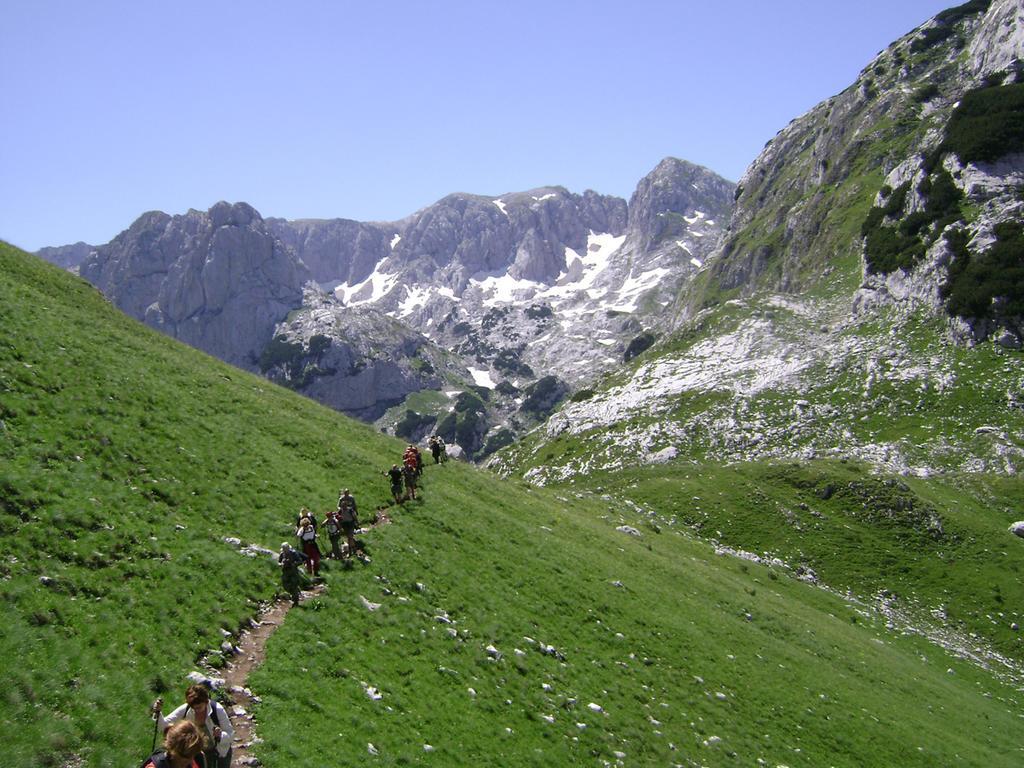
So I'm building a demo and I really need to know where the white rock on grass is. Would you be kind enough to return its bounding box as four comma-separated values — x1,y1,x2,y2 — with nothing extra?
360,595,383,611
616,525,642,536
186,672,224,689
1009,521,1024,538
588,702,604,713
367,743,379,756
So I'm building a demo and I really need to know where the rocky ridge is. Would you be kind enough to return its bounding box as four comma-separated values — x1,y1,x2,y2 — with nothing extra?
494,0,1024,482
44,158,732,456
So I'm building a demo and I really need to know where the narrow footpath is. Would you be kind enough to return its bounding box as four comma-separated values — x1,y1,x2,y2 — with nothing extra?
221,507,394,767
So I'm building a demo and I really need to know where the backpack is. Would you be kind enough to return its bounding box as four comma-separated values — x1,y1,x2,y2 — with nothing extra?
141,750,172,768
299,525,316,542
325,515,341,535
141,751,207,768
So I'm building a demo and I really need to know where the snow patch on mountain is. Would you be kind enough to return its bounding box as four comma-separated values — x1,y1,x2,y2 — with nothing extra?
469,368,496,387
335,263,399,306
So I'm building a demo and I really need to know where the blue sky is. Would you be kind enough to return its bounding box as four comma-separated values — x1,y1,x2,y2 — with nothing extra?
2,0,955,251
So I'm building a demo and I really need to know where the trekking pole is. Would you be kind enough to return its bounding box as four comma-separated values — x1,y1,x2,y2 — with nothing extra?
150,698,162,753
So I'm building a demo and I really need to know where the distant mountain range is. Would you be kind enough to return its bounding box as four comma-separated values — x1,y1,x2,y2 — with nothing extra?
37,0,1023,471
39,158,733,457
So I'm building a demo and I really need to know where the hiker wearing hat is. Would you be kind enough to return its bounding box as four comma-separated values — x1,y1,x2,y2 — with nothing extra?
152,684,235,768
296,511,321,576
337,488,359,559
278,542,308,606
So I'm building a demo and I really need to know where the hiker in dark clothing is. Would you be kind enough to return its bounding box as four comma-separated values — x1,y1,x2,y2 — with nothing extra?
387,464,405,503
279,542,308,605
429,435,443,464
337,488,360,558
142,720,205,768
414,444,424,475
323,509,344,560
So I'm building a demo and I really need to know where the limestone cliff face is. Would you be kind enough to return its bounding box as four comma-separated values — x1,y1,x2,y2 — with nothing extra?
80,202,309,368
695,0,1023,329
386,187,629,294
35,241,93,271
266,217,396,287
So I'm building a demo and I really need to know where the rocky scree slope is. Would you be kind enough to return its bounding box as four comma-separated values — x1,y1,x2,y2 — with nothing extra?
494,0,1024,484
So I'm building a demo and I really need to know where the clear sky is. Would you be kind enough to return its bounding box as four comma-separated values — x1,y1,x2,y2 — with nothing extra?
2,0,957,251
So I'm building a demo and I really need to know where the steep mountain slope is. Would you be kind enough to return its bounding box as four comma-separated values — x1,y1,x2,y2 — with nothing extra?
488,6,1024,721
496,0,1024,483
4,242,1023,767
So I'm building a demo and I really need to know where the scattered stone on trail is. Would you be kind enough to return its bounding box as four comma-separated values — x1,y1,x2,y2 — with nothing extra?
588,702,604,713
616,525,642,536
363,683,383,700
220,641,237,655
435,613,453,624
486,644,503,660
232,705,248,717
186,671,224,689
1010,521,1024,538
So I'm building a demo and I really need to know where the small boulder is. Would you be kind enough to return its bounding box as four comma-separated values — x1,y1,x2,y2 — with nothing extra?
1010,522,1024,538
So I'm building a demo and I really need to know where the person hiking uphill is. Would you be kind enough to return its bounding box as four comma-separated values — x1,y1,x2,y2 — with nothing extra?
296,512,321,576
429,435,447,464
336,488,360,560
386,464,404,503
279,542,309,606
141,720,205,768
402,459,418,500
323,509,344,560
152,684,234,768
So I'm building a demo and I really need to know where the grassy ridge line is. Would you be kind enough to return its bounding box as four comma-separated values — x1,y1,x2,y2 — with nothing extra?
251,465,1023,766
0,243,410,766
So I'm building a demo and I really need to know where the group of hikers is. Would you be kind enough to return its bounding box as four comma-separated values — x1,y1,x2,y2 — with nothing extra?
144,436,451,767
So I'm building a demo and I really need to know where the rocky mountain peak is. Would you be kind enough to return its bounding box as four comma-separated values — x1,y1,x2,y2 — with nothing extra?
80,202,308,368
625,157,734,254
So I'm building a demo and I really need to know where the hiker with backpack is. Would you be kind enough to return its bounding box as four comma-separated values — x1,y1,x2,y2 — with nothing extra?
386,464,404,503
141,720,205,768
151,683,234,768
402,460,418,500
336,488,360,559
429,435,447,464
279,542,309,606
323,509,344,560
296,512,321,576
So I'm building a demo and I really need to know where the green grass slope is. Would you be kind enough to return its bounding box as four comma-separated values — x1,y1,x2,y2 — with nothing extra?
2,241,1023,767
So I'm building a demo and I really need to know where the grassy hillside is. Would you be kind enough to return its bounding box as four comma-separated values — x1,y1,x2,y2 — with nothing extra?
2,241,1023,767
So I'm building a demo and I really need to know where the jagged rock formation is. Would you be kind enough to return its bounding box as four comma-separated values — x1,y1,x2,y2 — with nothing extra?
266,217,396,288
44,158,732,455
79,202,309,369
688,0,1024,346
35,241,93,271
495,0,1024,483
259,285,469,421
